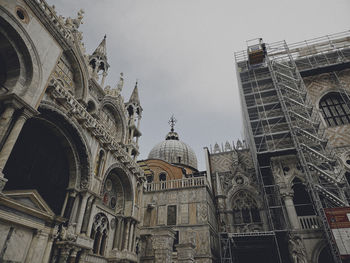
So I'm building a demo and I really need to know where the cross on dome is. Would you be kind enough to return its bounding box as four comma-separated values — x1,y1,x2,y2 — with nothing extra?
168,115,177,132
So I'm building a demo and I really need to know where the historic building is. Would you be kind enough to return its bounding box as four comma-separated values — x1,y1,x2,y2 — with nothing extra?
0,1,144,262
1,0,350,263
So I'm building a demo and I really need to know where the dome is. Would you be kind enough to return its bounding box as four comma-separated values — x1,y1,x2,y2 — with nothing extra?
148,131,198,170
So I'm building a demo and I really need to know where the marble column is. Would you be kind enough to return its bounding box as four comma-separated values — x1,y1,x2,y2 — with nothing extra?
76,193,89,234
176,243,196,263
113,217,120,249
128,220,135,251
118,218,125,251
123,219,131,251
0,105,16,143
0,109,34,191
282,191,300,230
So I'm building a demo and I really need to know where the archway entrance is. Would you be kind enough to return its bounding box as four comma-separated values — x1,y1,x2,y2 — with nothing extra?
3,108,88,215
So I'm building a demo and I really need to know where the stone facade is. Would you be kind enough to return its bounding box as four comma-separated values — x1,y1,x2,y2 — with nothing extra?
1,1,350,263
0,1,143,262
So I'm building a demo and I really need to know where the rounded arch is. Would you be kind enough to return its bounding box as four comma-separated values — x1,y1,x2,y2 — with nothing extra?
100,97,127,143
101,163,134,216
4,104,91,215
0,8,41,99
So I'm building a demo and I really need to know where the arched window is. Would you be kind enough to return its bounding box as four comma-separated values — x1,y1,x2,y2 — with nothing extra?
159,173,167,189
319,92,350,127
159,173,167,182
232,191,261,225
90,213,109,256
95,150,105,177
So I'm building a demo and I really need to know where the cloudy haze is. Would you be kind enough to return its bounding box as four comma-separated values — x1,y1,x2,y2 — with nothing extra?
48,0,350,170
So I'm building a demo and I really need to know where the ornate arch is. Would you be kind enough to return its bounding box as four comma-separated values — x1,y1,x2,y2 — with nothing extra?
39,101,92,189
100,97,127,143
101,163,134,216
0,7,42,103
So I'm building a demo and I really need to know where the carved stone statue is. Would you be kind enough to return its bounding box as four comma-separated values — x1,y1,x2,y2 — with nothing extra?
288,235,307,263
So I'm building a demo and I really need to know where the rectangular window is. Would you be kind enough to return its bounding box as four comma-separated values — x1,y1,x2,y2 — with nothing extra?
167,205,177,225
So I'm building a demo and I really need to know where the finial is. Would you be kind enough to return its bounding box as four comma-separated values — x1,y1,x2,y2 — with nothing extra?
168,115,177,132
135,79,138,88
104,34,106,39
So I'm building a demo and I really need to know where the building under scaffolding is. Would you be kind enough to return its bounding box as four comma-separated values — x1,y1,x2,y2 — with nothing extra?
216,31,350,263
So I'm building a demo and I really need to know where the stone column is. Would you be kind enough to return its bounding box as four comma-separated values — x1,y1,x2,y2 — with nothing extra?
76,193,89,234
152,228,175,263
0,109,34,191
0,105,16,142
118,218,125,251
113,217,120,249
282,191,300,230
123,218,131,251
176,243,196,263
128,220,135,251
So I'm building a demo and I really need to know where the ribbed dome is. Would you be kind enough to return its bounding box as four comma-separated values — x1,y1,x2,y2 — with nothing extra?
148,131,198,169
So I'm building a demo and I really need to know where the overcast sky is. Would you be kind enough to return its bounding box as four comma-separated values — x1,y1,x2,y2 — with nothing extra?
48,0,350,170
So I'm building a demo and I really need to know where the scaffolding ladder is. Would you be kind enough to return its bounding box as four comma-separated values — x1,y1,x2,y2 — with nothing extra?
266,40,348,263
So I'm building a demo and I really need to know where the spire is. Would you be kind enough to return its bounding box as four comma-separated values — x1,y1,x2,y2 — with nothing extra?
93,35,107,60
129,80,140,105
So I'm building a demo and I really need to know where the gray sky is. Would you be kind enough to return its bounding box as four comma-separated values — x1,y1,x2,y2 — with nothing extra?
48,0,350,170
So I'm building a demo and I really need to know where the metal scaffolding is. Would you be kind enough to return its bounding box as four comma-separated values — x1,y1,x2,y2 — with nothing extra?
229,30,350,263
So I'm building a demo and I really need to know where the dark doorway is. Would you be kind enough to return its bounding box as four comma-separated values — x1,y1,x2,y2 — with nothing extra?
4,117,71,215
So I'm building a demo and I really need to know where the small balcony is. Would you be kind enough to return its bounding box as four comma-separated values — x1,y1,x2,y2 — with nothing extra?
298,215,321,230
145,177,208,192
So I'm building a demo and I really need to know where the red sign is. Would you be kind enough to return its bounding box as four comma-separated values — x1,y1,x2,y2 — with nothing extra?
324,207,350,258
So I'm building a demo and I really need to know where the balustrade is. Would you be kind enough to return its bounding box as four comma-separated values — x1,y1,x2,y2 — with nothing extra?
298,215,321,230
146,177,207,192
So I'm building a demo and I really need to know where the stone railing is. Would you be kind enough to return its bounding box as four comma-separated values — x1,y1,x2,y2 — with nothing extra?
145,177,207,192
298,215,321,230
47,78,143,176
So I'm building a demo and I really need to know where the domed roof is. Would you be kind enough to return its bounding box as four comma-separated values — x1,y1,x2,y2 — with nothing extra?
148,117,198,169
